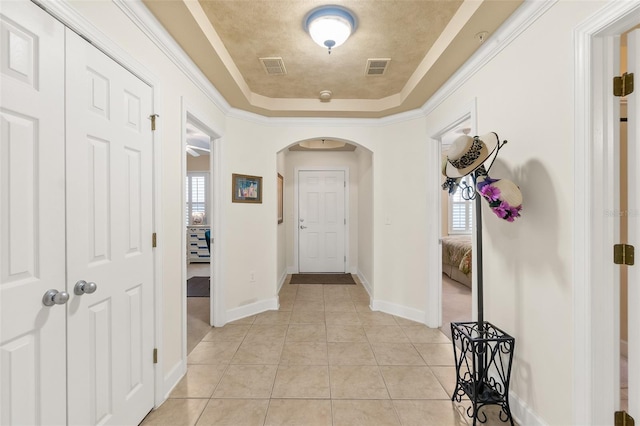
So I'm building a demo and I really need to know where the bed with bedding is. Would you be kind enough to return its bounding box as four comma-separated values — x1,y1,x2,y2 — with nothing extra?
442,235,472,288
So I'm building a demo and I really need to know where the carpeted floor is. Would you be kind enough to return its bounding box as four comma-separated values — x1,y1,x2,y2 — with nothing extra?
290,273,356,285
440,273,471,340
187,276,210,297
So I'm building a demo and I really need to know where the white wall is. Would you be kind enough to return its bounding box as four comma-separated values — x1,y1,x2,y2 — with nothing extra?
356,148,374,293
422,1,607,424
276,150,286,289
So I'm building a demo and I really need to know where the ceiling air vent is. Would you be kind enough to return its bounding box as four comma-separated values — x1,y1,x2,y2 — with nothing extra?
365,58,390,76
259,57,287,75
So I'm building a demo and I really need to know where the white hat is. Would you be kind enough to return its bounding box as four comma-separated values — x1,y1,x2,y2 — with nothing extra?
445,133,499,178
476,176,523,222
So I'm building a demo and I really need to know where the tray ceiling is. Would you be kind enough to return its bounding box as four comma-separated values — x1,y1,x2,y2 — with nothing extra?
142,0,523,118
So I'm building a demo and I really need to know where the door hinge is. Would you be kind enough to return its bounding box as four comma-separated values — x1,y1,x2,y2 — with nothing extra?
614,72,634,97
153,348,158,364
149,114,159,131
152,233,157,248
344,218,346,225
614,244,634,265
615,411,635,426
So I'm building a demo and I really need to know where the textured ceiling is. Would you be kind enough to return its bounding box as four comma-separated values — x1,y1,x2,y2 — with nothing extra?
143,0,523,118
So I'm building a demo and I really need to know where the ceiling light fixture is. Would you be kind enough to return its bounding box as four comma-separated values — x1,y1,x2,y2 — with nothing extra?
304,5,357,54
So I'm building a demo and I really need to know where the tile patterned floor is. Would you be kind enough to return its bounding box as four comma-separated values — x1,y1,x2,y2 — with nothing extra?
141,276,513,425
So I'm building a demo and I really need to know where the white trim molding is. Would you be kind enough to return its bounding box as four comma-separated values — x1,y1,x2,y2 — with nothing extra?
226,297,279,323
370,299,426,325
573,1,640,424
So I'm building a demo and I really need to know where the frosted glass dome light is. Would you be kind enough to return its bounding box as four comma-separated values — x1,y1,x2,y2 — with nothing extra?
304,6,357,54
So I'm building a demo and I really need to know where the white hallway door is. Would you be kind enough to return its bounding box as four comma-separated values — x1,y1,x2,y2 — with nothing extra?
298,170,346,273
1,2,155,425
627,28,640,420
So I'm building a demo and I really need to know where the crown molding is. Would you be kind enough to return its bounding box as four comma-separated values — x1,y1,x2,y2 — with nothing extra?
112,0,233,116
34,0,159,87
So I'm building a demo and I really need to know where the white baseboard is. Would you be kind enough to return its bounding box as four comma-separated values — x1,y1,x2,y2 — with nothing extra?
370,299,426,325
226,297,279,323
509,390,548,426
356,269,373,299
287,266,297,274
160,359,186,403
278,270,288,293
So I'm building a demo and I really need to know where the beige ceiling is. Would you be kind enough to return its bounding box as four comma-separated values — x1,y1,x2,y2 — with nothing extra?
143,0,523,118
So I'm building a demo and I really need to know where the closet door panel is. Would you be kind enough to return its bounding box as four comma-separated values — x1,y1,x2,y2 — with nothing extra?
0,2,66,425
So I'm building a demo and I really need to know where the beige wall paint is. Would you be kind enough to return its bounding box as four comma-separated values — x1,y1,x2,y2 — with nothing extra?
187,154,210,171
356,148,374,291
277,151,287,287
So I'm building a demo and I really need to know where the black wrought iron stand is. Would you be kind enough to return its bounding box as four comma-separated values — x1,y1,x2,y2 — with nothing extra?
448,155,515,425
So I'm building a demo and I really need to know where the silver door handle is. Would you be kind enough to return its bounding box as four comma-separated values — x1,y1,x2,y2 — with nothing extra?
300,225,307,229
42,289,69,307
74,280,98,295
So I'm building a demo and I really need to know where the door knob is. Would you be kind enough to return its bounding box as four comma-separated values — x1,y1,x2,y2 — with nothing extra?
300,225,307,229
42,289,69,307
74,280,98,295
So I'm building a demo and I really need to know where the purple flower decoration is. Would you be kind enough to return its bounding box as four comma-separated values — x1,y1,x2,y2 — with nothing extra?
492,203,507,218
508,205,522,218
476,177,499,192
479,184,501,202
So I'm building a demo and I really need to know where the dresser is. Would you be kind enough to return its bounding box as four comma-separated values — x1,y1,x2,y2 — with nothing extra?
187,226,210,263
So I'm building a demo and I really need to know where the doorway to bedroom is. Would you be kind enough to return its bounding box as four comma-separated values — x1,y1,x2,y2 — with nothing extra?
185,117,213,354
438,119,473,339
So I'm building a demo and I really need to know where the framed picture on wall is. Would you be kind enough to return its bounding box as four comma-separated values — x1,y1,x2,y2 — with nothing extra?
232,173,262,203
277,173,284,224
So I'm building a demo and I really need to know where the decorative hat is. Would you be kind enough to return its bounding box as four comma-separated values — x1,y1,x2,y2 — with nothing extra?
476,176,523,222
445,133,499,178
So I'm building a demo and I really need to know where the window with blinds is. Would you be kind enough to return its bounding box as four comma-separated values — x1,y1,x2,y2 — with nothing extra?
449,176,473,234
186,173,209,226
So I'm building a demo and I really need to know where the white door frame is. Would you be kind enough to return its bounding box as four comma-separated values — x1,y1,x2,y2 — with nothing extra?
426,100,477,328
293,167,350,273
34,0,168,407
574,2,640,424
181,101,225,335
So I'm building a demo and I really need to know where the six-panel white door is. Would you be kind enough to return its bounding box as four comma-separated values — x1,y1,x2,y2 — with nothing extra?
298,170,345,273
0,2,67,424
1,3,155,425
64,29,155,426
627,28,640,420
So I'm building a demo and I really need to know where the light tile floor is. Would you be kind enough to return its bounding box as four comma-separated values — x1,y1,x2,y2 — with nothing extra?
141,276,514,425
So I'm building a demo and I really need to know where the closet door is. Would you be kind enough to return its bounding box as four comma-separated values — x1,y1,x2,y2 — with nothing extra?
64,29,155,426
0,2,67,425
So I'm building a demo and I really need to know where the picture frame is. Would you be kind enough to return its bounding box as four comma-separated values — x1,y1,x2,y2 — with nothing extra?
277,173,284,224
232,173,262,203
